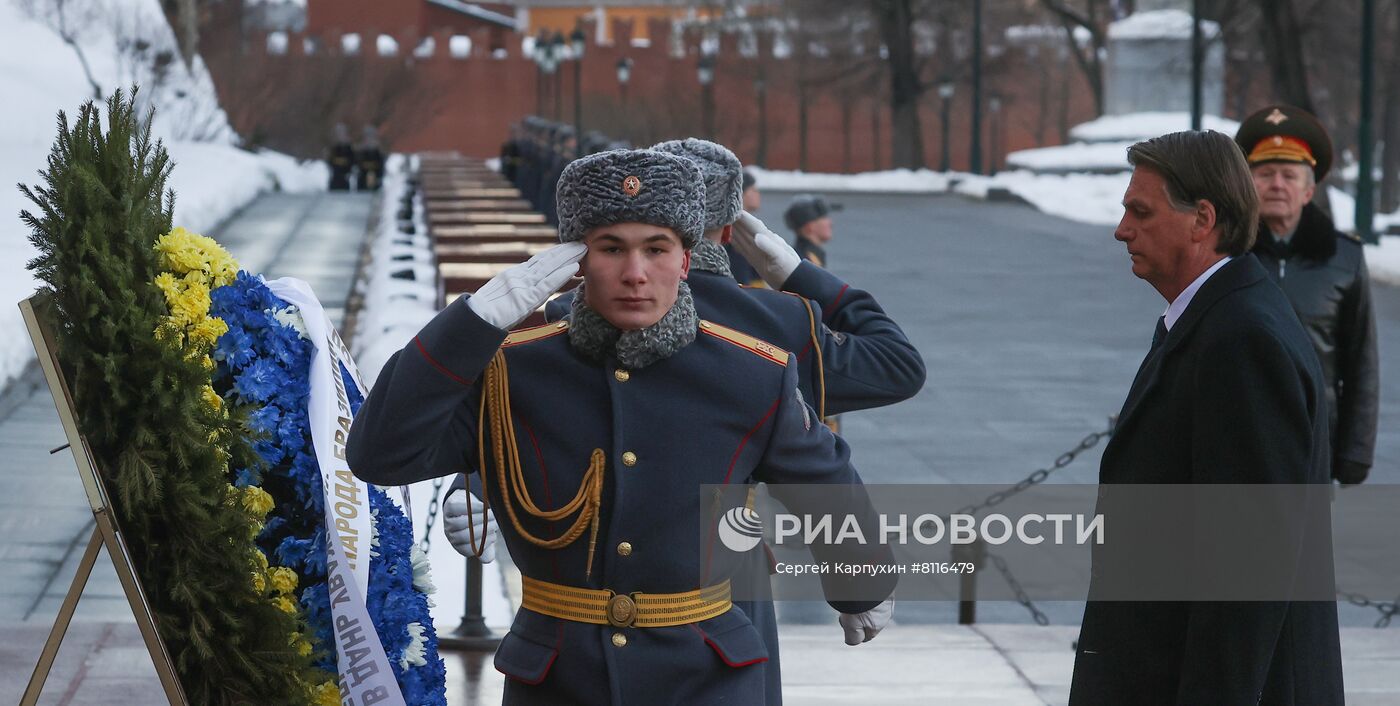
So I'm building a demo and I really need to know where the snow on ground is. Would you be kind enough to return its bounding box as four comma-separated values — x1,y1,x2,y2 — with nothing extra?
1069,112,1242,144
0,0,323,391
349,158,514,632
957,170,1132,226
1006,141,1134,173
749,166,953,193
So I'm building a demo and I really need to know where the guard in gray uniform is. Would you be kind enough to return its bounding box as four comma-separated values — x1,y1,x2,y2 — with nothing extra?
1235,105,1379,484
348,149,895,705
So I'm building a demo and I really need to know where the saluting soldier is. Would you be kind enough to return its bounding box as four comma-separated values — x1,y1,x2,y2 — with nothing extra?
538,138,925,704
1235,106,1379,485
348,149,895,704
726,169,765,287
784,194,840,268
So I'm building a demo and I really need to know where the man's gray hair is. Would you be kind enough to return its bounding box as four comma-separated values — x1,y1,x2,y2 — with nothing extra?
1127,130,1261,256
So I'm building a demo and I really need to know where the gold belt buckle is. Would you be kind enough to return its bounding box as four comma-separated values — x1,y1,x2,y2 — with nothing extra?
606,592,639,628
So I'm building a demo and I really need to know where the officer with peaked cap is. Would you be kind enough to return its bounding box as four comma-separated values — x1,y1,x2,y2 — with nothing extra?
784,194,841,268
542,137,924,704
348,148,896,704
1236,105,1378,484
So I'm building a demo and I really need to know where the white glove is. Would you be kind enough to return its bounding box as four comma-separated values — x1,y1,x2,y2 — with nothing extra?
730,212,802,289
838,597,893,646
443,489,499,563
466,242,586,330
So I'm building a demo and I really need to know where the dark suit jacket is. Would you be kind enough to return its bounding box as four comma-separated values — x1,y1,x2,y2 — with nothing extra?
1069,255,1343,705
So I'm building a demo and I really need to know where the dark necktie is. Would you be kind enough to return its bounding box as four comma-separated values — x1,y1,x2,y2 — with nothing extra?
1151,316,1168,350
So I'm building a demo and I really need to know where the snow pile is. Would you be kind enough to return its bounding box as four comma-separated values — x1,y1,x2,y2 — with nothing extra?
1006,142,1134,173
1069,112,1242,144
749,166,953,193
1006,112,1244,174
956,171,1132,226
1108,9,1219,41
0,0,324,391
351,157,439,390
348,156,514,633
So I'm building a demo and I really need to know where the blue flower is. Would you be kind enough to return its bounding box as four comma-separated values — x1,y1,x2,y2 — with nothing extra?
213,274,445,700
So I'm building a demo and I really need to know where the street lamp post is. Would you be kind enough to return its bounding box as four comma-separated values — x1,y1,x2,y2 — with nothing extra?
989,96,1002,175
698,54,716,139
970,0,984,174
939,80,954,172
616,57,632,106
533,30,550,117
540,34,559,120
551,33,565,121
1358,0,1377,243
755,75,768,167
571,27,586,139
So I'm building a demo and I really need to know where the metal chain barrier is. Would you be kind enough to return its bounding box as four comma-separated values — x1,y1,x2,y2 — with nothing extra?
988,551,1050,626
950,417,1115,625
1339,589,1399,628
949,417,1116,520
419,476,444,553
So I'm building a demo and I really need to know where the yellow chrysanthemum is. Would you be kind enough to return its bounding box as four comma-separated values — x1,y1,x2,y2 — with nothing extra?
274,594,298,614
292,634,314,657
270,566,299,595
312,681,340,706
251,548,269,572
155,227,239,286
190,317,228,349
242,486,275,518
252,571,266,594
201,385,223,413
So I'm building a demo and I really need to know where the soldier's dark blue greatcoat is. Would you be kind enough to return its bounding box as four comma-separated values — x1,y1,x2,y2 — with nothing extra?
347,296,895,705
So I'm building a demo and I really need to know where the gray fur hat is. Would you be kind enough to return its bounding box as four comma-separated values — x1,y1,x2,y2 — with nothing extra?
556,149,706,248
653,138,744,232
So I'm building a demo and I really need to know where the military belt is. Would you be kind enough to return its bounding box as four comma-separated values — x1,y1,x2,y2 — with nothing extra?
521,576,731,628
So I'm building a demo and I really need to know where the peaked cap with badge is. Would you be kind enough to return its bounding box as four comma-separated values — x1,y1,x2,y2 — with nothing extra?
1234,105,1334,181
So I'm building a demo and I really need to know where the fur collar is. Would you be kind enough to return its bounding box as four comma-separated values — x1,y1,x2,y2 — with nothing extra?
689,238,734,278
1252,202,1339,262
567,281,699,369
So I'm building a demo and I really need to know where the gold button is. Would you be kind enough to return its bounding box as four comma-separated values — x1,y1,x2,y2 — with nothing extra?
614,369,630,382
612,632,627,647
622,451,637,467
617,541,632,556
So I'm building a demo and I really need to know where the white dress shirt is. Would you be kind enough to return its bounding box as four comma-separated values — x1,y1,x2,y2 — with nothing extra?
1163,257,1232,331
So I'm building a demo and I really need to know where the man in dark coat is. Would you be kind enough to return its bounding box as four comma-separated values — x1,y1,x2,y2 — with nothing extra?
1236,105,1378,484
355,125,385,192
1069,130,1343,705
326,123,355,191
348,149,895,705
